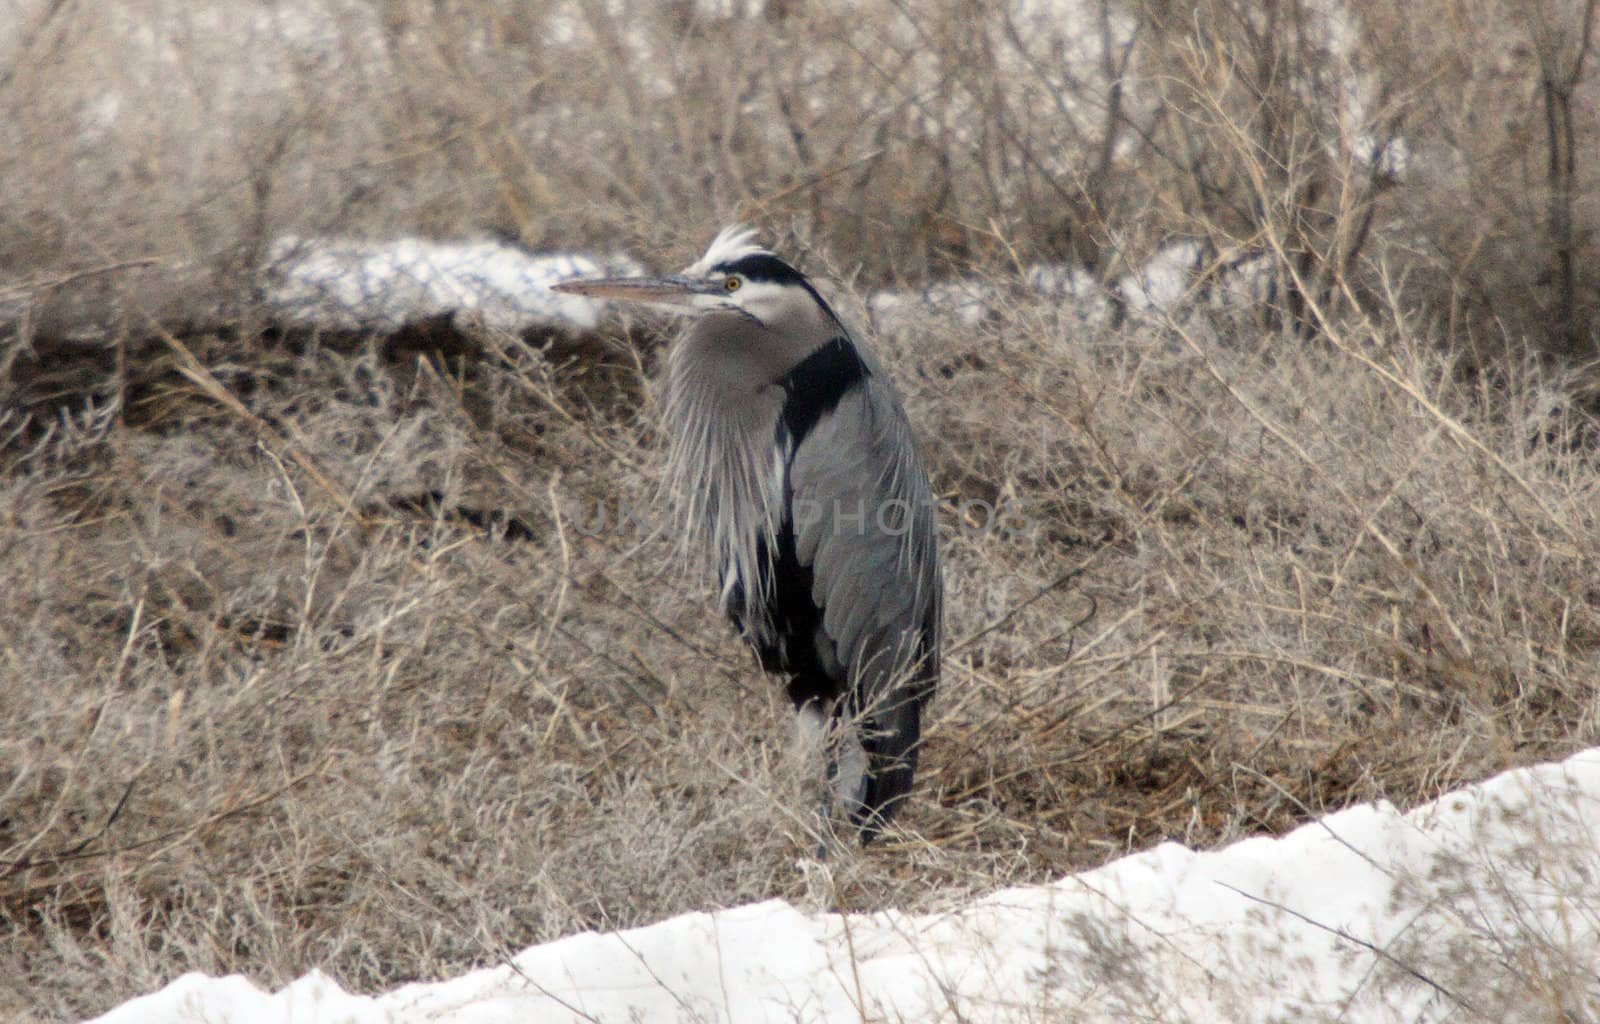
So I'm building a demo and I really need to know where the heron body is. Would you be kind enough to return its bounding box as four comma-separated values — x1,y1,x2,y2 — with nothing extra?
555,227,942,838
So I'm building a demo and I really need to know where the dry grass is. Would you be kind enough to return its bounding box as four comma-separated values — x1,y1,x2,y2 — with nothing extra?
5,0,1600,1019
5,281,1599,1018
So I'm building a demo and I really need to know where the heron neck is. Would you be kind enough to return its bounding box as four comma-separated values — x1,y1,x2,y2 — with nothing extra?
661,337,786,574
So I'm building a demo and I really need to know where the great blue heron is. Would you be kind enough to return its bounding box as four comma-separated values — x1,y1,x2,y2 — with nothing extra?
554,226,941,839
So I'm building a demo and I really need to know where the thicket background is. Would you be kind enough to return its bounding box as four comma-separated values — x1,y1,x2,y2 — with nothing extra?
4,1,1600,1019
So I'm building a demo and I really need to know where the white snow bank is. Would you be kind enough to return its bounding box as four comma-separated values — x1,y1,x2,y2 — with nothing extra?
260,235,1272,341
868,262,1115,331
866,244,1283,333
90,747,1600,1023
262,237,644,334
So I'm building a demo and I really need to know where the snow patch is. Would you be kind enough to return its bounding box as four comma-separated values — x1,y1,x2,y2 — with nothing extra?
262,237,643,334
89,747,1600,1023
866,244,1268,333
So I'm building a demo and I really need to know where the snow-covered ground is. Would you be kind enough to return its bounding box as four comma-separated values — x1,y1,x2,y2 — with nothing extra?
262,237,644,334
865,242,1278,338
90,747,1600,1023
265,233,1269,340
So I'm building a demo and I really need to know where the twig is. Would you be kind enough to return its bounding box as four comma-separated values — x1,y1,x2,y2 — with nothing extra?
1215,881,1481,1016
0,258,163,302
948,567,1090,655
153,325,374,531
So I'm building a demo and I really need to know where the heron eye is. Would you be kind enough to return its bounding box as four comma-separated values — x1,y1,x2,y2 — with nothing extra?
724,276,742,293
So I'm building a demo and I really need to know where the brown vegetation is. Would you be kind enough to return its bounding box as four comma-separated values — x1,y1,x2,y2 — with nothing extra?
3,0,1600,1019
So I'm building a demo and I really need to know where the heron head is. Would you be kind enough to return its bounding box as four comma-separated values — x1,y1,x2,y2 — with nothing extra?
553,225,834,331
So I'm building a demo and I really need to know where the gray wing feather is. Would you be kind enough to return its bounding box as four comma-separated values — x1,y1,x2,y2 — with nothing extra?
788,376,941,827
791,384,937,676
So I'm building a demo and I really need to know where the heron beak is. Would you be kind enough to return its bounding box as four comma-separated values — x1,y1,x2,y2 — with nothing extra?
552,274,712,309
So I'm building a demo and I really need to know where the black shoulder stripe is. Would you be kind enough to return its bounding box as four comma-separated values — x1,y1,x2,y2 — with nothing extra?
778,337,871,443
